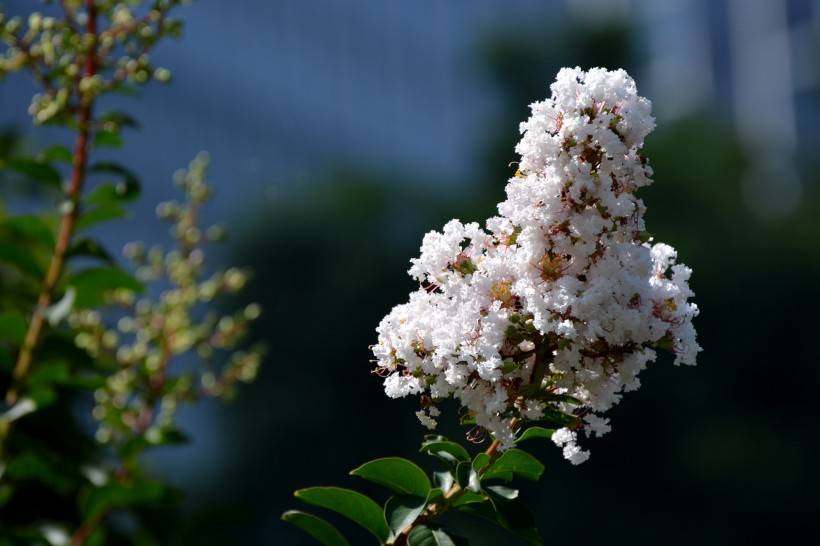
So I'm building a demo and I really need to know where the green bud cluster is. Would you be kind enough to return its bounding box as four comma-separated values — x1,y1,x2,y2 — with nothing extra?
70,154,263,447
0,0,189,124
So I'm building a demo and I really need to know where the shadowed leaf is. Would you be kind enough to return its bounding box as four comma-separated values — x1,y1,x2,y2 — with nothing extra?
295,487,390,542
282,510,351,546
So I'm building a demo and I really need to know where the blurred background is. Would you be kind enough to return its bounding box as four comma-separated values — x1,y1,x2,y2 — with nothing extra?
1,0,819,544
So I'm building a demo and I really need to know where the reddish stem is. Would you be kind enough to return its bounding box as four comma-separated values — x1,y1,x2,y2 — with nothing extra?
6,1,98,405
392,421,519,546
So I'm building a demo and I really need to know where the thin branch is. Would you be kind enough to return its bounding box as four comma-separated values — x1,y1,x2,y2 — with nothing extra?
392,419,521,546
6,0,98,406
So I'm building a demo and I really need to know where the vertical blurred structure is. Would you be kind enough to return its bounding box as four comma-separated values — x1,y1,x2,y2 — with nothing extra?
569,0,818,218
727,0,806,219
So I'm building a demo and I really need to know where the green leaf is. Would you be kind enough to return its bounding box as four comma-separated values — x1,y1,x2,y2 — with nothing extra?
451,490,485,508
26,360,70,386
0,484,14,509
350,457,431,497
472,453,490,472
39,144,73,164
0,347,13,372
0,241,46,278
84,528,107,546
62,266,143,308
455,502,541,545
481,449,544,482
488,497,536,533
93,129,124,149
517,426,557,444
0,215,56,247
459,412,476,426
539,408,581,428
27,387,57,410
74,202,127,231
0,156,62,188
87,162,141,202
407,525,465,546
420,438,470,467
385,494,427,538
294,487,390,543
5,452,76,494
66,238,114,264
81,482,166,521
533,392,583,405
500,360,518,374
425,488,444,506
121,428,190,459
483,485,518,500
432,471,453,492
456,462,481,493
281,510,351,546
0,312,27,344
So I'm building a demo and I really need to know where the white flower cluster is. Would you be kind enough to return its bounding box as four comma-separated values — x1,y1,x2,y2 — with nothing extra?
373,67,700,463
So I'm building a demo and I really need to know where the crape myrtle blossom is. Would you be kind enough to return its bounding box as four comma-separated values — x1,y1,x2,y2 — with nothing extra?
373,67,700,463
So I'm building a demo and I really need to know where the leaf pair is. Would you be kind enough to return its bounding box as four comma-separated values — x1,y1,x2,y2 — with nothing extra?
285,456,432,545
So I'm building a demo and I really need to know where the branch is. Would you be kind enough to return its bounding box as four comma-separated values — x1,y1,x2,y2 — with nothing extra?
5,0,98,406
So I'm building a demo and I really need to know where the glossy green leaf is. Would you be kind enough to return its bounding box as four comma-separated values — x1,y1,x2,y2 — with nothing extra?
407,525,467,546
74,203,127,231
517,426,556,443
425,488,444,506
472,453,490,472
294,487,390,543
481,449,544,482
81,482,166,521
281,510,350,546
62,266,143,308
456,461,481,493
66,238,114,264
483,485,518,500
420,438,470,466
350,457,431,497
432,471,453,492
0,312,27,344
0,156,62,188
385,494,427,537
451,490,485,508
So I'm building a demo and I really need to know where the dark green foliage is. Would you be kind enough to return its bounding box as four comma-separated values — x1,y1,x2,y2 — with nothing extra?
285,436,547,545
